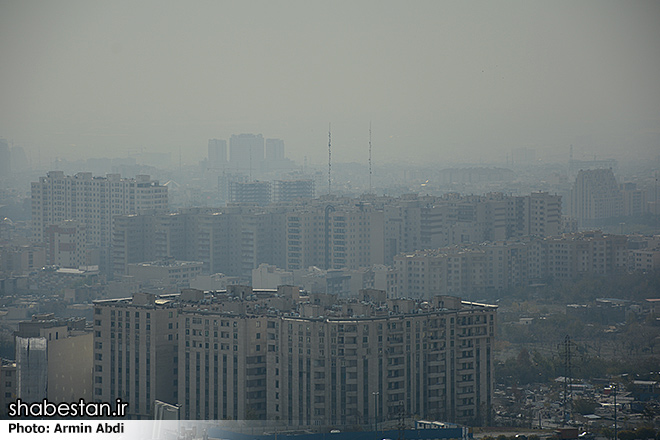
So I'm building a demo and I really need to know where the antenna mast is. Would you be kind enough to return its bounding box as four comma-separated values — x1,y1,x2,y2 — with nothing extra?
369,122,373,193
562,335,574,425
328,123,332,195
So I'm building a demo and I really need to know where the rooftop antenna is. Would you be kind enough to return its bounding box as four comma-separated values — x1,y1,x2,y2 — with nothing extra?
328,123,332,195
369,122,373,193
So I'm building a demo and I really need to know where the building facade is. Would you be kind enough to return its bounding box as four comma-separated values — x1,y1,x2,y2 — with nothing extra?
229,134,264,174
127,259,204,290
46,220,87,268
113,207,287,278
31,172,168,272
273,179,315,203
94,289,496,426
229,181,272,206
0,360,16,418
208,139,228,169
14,314,93,403
570,169,623,228
393,232,629,299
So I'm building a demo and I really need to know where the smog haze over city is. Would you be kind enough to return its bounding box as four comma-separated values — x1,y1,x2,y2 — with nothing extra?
4,1,660,434
1,0,659,166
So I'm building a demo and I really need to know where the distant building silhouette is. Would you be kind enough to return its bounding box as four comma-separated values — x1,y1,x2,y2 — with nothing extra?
10,145,29,173
112,192,562,279
229,133,264,175
265,138,285,161
394,231,629,298
208,139,227,169
0,139,10,181
570,168,623,228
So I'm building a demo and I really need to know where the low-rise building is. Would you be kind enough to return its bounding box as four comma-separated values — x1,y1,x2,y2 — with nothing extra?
127,259,203,290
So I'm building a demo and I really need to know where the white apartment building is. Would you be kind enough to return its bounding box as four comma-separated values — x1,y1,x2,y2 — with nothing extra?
31,172,167,272
252,263,294,289
570,168,623,227
46,220,87,268
393,232,629,298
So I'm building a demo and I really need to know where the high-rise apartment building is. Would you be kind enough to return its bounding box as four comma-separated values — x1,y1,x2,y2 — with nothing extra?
113,207,287,278
14,314,93,403
522,192,562,237
620,182,647,217
540,231,628,279
112,192,562,280
273,179,315,203
570,168,623,228
208,139,228,169
229,181,272,206
93,292,180,419
31,172,168,272
394,248,489,299
94,289,496,425
393,232,629,298
265,139,285,162
285,209,326,271
0,139,10,182
0,360,16,418
285,203,385,271
229,134,264,174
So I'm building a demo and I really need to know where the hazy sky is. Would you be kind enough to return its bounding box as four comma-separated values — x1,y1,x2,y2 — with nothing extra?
1,0,659,166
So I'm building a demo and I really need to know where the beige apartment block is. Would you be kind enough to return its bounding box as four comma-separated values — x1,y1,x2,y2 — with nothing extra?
0,360,17,418
94,288,496,426
14,314,93,403
93,292,181,419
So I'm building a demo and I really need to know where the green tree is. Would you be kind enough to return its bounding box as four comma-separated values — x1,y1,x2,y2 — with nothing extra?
618,430,636,440
634,427,656,440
